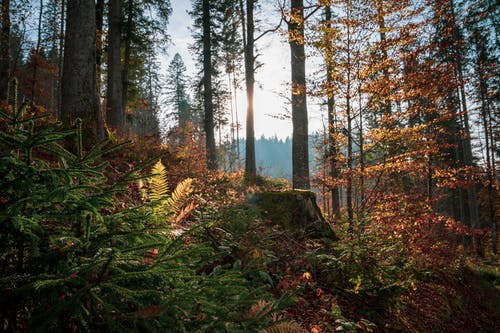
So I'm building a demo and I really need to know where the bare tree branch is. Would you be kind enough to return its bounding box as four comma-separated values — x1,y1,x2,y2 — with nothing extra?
254,14,285,42
304,3,322,21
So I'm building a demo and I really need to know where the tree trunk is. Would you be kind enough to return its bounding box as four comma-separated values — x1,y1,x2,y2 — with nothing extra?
61,0,103,140
475,36,498,253
106,0,123,133
289,0,309,190
0,0,10,102
244,0,256,182
345,4,353,225
122,0,133,132
57,0,65,118
324,5,340,218
30,0,43,105
376,0,391,116
449,0,481,255
95,0,105,93
202,0,217,170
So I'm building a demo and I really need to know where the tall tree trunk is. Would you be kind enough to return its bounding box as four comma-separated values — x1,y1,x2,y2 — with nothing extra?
233,75,241,168
358,60,364,210
122,0,133,132
324,5,340,218
57,0,65,118
244,0,256,182
95,0,105,95
478,72,496,254
30,0,43,104
61,0,104,140
106,0,123,133
346,65,353,226
376,0,391,116
0,0,10,102
345,3,353,225
289,0,310,189
202,0,217,170
449,0,481,255
228,72,236,171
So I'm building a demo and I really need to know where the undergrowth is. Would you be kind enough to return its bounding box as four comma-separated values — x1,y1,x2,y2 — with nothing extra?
1,99,498,332
0,105,290,332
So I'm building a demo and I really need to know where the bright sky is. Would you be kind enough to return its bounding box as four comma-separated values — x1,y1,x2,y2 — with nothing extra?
163,0,324,140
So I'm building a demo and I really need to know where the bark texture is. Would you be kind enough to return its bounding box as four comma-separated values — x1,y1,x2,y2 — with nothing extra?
61,0,103,139
244,0,256,182
289,0,309,189
202,0,217,170
106,0,123,132
0,0,10,102
324,5,340,218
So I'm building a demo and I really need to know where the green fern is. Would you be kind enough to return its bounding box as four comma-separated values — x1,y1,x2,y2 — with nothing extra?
149,159,169,201
165,178,193,214
146,159,194,223
263,321,308,333
246,300,308,333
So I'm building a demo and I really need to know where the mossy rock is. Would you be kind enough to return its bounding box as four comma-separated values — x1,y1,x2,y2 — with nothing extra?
253,190,336,239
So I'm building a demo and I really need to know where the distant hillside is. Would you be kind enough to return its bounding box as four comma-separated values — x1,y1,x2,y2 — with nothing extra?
239,135,321,180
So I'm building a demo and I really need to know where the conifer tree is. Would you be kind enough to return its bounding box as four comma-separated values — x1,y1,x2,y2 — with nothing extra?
119,0,171,137
432,0,481,254
464,0,499,254
0,0,10,102
165,53,192,128
190,0,242,170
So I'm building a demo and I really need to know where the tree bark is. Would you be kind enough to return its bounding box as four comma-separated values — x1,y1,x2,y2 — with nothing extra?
95,0,104,70
324,5,340,219
30,0,43,105
202,0,217,170
106,0,123,133
122,0,133,131
289,0,310,189
0,0,10,102
475,36,497,254
449,0,481,255
61,0,104,140
56,0,65,118
376,0,391,116
244,0,256,182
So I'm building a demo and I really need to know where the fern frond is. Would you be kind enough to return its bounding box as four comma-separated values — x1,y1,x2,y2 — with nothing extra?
246,300,272,318
247,300,308,333
263,321,308,333
149,160,169,201
165,178,193,215
175,201,197,224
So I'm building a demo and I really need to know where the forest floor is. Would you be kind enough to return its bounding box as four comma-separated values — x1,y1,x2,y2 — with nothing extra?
217,197,500,332
1,121,499,332
103,137,500,332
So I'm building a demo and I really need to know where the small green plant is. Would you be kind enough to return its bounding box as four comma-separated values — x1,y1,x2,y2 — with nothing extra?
147,159,194,223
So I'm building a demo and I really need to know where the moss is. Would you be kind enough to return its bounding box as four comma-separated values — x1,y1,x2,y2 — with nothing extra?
254,190,335,238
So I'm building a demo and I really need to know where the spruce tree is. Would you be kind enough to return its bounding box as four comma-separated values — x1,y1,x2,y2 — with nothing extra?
165,53,192,128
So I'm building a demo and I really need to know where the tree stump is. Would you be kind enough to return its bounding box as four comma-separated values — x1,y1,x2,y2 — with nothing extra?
253,190,336,239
